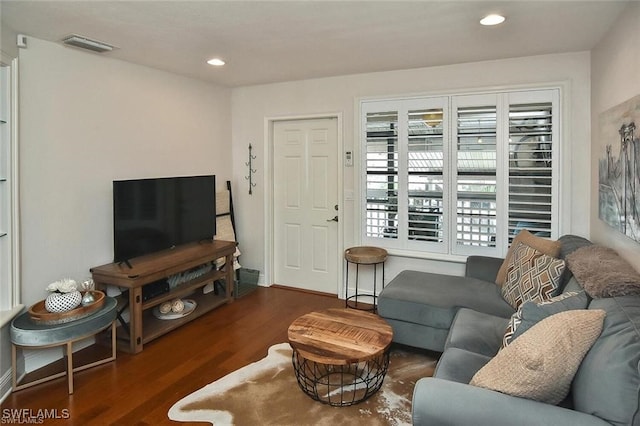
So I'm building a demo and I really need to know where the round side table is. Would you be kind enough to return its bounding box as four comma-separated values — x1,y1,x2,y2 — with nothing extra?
344,246,388,312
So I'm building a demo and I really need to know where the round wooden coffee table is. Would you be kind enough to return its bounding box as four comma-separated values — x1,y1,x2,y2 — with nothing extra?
287,308,393,406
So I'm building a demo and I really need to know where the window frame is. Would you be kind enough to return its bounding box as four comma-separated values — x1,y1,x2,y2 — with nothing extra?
0,55,22,325
358,86,561,260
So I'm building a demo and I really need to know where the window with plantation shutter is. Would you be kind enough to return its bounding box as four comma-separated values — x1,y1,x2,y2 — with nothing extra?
1,59,20,316
1,65,11,311
360,88,560,258
408,107,444,244
454,101,498,250
508,101,554,241
364,110,399,239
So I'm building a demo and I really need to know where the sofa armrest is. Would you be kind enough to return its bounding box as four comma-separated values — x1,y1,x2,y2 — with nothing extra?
465,256,503,282
413,378,610,426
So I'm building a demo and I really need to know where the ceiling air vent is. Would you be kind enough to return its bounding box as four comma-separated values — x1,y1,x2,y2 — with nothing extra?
61,34,115,53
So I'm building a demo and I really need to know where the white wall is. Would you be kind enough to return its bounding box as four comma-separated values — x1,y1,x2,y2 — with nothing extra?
590,2,640,269
1,21,18,59
19,38,232,306
231,52,592,286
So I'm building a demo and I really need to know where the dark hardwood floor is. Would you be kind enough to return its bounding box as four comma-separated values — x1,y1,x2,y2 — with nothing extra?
1,287,346,425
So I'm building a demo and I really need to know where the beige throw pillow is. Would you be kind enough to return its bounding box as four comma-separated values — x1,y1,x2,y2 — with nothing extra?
496,230,561,286
470,309,606,405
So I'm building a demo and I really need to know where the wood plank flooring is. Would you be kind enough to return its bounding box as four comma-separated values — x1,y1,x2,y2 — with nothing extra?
1,287,346,425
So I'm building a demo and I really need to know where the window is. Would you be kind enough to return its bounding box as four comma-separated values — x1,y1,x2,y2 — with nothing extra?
0,58,20,317
361,89,559,258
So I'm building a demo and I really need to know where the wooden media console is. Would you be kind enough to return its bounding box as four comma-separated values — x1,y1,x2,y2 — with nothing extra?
91,239,237,353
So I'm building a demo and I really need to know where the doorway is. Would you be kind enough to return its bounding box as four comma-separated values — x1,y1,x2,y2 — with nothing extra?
271,117,340,294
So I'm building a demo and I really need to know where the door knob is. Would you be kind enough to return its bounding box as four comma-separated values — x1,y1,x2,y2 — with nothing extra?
327,216,338,222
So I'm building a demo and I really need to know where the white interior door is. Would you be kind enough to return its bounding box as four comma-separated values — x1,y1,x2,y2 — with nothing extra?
273,118,339,294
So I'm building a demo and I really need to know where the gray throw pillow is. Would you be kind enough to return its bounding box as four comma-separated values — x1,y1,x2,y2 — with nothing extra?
566,245,640,298
512,291,589,342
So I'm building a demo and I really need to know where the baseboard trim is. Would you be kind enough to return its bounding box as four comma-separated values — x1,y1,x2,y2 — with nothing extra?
270,284,339,299
0,368,13,404
22,337,95,373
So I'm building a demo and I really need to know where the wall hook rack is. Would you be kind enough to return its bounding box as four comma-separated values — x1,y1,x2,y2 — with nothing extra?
245,143,257,195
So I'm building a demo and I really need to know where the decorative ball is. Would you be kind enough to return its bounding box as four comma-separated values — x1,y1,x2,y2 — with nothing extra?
45,290,82,313
81,292,95,306
171,299,185,313
159,302,172,314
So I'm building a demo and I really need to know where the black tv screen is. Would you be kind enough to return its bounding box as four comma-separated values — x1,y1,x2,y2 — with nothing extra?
113,175,216,262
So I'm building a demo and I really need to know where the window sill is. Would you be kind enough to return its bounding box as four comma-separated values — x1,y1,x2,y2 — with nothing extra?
0,304,24,328
385,249,468,264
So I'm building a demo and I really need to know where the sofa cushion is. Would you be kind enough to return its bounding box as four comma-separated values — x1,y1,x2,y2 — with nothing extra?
445,308,507,357
562,276,585,294
501,242,565,309
566,245,640,298
572,296,640,426
502,291,589,347
382,318,450,351
378,270,515,330
557,234,593,259
470,309,605,405
556,235,592,291
496,230,561,286
434,347,492,384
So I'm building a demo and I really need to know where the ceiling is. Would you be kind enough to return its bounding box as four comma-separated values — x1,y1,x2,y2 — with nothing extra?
0,0,630,88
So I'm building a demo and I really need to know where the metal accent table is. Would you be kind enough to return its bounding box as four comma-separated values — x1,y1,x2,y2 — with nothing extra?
10,297,117,394
344,246,388,312
287,308,393,406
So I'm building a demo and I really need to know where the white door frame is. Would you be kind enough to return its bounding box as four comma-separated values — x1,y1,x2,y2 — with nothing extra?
264,113,344,296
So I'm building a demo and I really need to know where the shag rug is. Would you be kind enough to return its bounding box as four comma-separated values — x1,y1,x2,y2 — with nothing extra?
168,343,436,425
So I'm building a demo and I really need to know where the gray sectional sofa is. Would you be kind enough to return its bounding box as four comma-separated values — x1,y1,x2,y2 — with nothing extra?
378,235,640,425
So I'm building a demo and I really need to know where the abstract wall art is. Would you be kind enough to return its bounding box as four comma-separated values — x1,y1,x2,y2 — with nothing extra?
598,94,640,243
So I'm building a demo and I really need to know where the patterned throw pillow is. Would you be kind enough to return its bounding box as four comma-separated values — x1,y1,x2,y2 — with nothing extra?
496,230,561,286
471,309,606,405
502,291,588,348
502,309,523,348
501,242,565,310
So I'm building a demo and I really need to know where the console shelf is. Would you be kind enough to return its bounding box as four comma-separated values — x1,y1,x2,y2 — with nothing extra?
91,240,237,353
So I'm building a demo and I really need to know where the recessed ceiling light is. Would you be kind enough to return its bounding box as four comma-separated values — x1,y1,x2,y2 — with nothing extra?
207,58,225,66
480,14,506,26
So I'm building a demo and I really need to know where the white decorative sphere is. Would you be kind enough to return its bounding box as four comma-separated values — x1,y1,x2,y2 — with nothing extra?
159,302,172,314
45,290,82,313
171,299,185,313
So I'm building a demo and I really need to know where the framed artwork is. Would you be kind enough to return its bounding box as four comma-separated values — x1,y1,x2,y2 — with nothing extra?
598,94,640,242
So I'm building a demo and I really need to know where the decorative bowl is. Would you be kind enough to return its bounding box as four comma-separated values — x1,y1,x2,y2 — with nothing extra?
29,291,106,325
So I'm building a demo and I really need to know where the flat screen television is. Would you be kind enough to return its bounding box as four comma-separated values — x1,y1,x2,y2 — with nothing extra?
113,175,216,263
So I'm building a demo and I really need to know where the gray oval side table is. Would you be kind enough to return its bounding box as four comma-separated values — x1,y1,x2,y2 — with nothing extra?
10,297,117,394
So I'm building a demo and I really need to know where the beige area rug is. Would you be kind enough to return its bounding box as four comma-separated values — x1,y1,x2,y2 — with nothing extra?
168,343,436,425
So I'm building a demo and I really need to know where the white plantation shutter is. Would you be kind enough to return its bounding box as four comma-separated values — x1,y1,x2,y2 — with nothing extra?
364,109,399,240
0,67,9,310
452,97,499,253
0,60,19,313
360,88,560,257
407,108,445,244
507,91,558,243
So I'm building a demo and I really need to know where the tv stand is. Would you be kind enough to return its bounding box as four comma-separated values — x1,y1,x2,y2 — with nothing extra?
90,240,237,353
